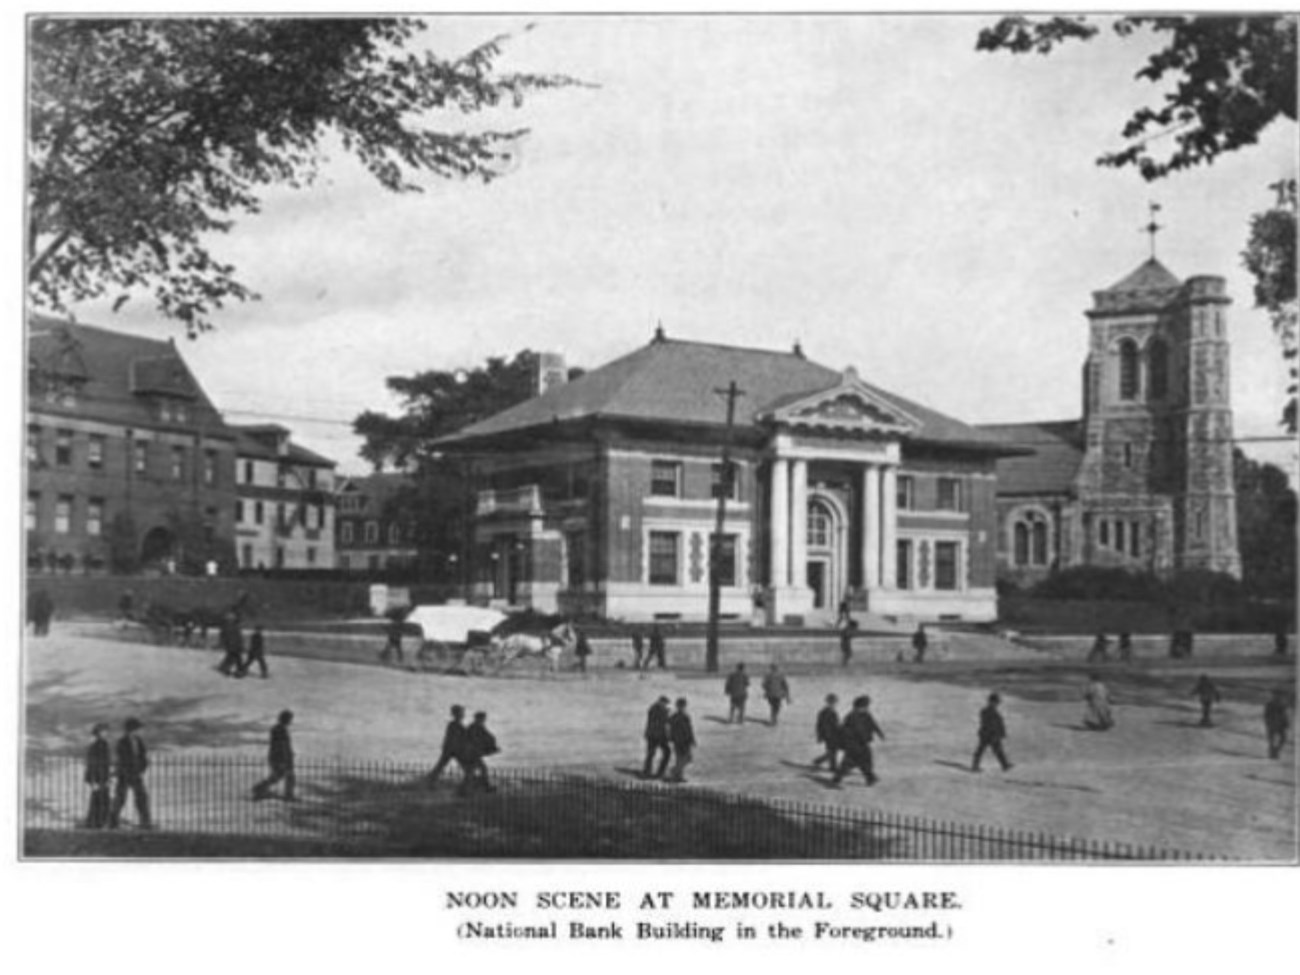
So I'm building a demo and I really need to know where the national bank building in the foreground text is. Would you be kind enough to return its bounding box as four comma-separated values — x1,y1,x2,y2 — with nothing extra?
438,331,1018,625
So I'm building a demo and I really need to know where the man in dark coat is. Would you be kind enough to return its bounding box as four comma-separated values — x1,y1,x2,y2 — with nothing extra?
28,588,54,637
1191,674,1222,727
911,624,928,663
428,704,467,786
109,717,152,829
238,625,270,678
459,711,499,797
971,693,1013,772
217,612,244,676
643,696,672,779
667,698,696,783
631,628,646,670
839,619,855,667
648,623,667,669
761,663,792,726
84,722,112,828
724,663,750,724
832,695,885,787
1264,690,1290,760
381,613,405,665
573,629,592,673
253,710,296,801
812,694,841,773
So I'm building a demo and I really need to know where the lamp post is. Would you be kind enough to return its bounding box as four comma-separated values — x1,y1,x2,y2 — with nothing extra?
705,380,744,674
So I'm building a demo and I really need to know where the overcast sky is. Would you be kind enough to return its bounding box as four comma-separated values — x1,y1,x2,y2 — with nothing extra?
58,14,1299,476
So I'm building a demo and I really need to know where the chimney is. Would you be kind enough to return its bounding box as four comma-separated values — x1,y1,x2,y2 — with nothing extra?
536,352,568,395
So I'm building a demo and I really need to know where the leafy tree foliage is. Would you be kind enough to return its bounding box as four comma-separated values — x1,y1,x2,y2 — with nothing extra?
28,18,578,334
1233,448,1297,597
1242,180,1298,431
976,15,1296,180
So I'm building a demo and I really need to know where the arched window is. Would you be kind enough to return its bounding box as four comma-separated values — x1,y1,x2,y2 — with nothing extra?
807,501,832,549
1118,339,1140,400
1148,338,1169,400
1013,522,1029,565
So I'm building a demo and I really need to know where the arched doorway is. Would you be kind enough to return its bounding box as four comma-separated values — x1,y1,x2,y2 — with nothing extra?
806,495,846,612
139,526,175,570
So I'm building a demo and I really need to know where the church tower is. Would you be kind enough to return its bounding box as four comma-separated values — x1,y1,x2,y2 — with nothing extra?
1076,236,1240,578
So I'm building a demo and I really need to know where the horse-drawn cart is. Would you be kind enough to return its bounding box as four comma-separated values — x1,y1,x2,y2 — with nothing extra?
406,605,507,673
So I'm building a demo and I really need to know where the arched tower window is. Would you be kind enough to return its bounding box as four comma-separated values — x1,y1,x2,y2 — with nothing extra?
1012,511,1050,567
1118,338,1140,400
1013,523,1029,565
1148,338,1169,400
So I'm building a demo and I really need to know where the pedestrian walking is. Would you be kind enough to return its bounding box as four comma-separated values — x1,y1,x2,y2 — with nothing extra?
1083,673,1114,730
1191,674,1222,727
761,663,792,726
667,698,696,783
648,623,667,669
573,628,592,673
642,695,672,779
631,628,646,670
812,694,841,772
839,613,856,667
252,710,296,801
84,722,112,829
217,612,244,676
238,625,270,678
459,711,499,797
1264,690,1290,760
1087,632,1110,662
911,624,928,663
27,588,54,637
724,663,750,724
109,718,152,829
428,705,467,786
1117,632,1134,662
971,693,1013,772
832,695,885,787
380,613,405,666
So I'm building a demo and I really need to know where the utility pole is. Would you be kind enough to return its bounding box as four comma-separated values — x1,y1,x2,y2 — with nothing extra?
706,380,744,673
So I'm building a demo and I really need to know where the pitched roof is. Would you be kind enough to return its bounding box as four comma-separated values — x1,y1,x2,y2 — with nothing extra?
442,337,1007,452
27,315,232,437
977,420,1085,496
230,424,336,468
1101,258,1181,294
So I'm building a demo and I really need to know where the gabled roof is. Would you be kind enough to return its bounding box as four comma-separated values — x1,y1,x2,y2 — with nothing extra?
1101,258,1181,294
230,424,336,468
27,315,232,438
441,337,1009,452
977,420,1085,496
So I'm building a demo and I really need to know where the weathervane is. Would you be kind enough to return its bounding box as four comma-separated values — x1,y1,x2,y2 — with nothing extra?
1141,202,1163,259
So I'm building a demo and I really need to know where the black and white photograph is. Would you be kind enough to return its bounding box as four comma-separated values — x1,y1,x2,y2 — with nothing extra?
9,5,1300,968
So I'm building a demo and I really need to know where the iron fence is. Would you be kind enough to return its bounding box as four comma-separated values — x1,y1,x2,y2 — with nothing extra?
23,753,1214,861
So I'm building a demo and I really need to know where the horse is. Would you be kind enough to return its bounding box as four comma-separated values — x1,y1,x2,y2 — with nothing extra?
491,620,577,676
178,591,252,647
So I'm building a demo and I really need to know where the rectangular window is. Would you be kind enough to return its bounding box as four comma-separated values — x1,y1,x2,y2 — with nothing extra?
896,475,915,511
936,477,964,512
88,435,105,470
171,446,185,481
340,522,354,544
134,441,147,474
26,493,38,531
203,450,217,485
567,531,586,587
235,499,244,523
306,547,317,566
243,460,254,484
710,463,738,500
54,495,72,534
1115,520,1127,552
650,460,681,497
55,429,73,466
896,539,913,590
1130,520,1141,557
710,533,738,587
27,425,40,465
1099,520,1110,547
934,541,959,591
365,521,379,544
254,501,264,526
86,498,105,537
648,531,679,585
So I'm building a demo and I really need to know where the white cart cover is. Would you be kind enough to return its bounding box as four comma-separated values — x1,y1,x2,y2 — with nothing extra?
406,605,508,644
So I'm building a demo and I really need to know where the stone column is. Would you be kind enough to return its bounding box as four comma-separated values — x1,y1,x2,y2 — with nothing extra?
790,459,808,587
769,458,789,588
861,463,880,590
881,465,898,588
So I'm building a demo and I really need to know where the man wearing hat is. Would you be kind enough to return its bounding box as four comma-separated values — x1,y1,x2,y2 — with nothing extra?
643,695,672,779
253,710,296,801
812,694,842,773
667,698,696,783
109,717,152,829
84,723,112,828
831,695,885,787
971,693,1013,772
428,704,467,787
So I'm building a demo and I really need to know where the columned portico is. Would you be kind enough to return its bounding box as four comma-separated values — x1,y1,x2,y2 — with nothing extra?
861,464,880,590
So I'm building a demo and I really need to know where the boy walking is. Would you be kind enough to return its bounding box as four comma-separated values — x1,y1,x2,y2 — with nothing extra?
971,693,1013,772
253,710,296,801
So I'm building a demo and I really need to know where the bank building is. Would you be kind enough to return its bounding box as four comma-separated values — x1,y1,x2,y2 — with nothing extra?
438,329,1015,625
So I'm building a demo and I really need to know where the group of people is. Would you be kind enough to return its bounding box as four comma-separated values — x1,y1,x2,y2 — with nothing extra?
82,717,152,829
723,662,792,725
629,623,669,670
812,693,890,785
641,695,697,782
216,616,270,678
835,604,929,667
427,705,501,796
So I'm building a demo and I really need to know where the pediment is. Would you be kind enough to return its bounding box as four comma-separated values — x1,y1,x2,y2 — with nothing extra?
764,368,920,437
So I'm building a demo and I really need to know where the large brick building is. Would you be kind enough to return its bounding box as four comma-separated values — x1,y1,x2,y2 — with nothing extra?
981,256,1242,584
26,317,238,574
438,332,1015,624
334,473,420,573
